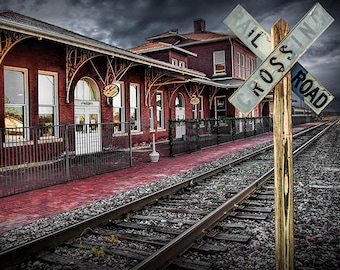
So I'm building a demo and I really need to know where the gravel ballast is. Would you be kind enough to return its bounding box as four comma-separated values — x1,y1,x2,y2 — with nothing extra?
1,123,339,269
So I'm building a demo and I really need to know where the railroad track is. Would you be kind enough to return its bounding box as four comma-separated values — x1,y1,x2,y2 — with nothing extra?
1,120,338,269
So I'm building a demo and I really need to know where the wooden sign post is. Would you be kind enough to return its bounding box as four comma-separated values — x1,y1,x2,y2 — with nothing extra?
223,3,334,268
272,19,294,269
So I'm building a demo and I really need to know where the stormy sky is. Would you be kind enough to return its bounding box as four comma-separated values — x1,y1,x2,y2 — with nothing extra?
0,0,339,112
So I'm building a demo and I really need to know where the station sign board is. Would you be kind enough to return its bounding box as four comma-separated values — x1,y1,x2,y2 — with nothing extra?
224,3,334,115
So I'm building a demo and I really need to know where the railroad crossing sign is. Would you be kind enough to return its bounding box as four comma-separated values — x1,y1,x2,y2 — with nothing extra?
224,3,334,115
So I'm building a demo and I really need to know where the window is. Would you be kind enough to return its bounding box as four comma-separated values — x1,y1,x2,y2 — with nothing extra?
247,57,251,78
213,50,226,75
130,83,140,132
75,78,96,101
38,71,58,137
175,94,184,108
112,83,125,132
241,54,245,79
179,61,185,68
237,52,241,77
156,91,164,129
250,58,255,74
149,107,154,131
192,96,204,119
4,67,28,141
215,96,226,119
171,58,178,66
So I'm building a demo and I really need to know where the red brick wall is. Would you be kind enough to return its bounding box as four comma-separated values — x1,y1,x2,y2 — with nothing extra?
0,38,161,146
2,38,66,126
184,40,233,78
144,51,170,63
232,40,256,79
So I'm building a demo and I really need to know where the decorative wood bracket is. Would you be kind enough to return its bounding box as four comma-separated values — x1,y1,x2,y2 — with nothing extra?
105,57,135,85
0,30,31,64
185,83,206,98
145,68,188,107
101,57,135,105
168,84,184,108
209,87,220,110
66,46,98,103
168,83,206,108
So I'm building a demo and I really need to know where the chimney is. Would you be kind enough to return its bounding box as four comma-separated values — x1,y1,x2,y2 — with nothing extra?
194,18,205,33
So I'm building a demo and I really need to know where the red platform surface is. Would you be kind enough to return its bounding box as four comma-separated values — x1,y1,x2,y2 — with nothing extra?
0,125,310,233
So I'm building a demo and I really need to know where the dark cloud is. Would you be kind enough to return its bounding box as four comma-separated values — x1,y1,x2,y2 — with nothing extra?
1,0,339,112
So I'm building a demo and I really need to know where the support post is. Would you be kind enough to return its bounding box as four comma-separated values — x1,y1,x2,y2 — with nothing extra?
272,19,294,269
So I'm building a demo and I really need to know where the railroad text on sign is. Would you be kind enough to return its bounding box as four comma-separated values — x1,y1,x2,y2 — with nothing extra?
225,3,334,115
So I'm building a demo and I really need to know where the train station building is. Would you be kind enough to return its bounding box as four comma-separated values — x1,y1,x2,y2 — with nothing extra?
0,11,271,196
0,11,263,146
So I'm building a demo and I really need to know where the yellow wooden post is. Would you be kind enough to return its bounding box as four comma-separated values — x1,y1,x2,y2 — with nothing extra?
272,19,294,269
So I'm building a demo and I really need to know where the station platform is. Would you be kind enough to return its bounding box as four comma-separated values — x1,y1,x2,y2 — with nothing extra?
0,124,313,234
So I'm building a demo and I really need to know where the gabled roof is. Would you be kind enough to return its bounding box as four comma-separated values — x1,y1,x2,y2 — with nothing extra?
133,25,237,51
146,30,187,42
0,10,205,78
178,31,235,46
129,41,197,57
182,31,230,41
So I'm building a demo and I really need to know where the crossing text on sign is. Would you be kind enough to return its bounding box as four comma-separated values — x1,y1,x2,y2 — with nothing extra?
224,3,334,115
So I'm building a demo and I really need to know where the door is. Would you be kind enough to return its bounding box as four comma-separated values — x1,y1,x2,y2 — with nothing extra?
74,77,101,155
75,104,101,155
175,94,186,139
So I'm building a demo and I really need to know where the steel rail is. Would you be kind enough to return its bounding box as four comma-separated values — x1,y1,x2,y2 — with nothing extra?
0,121,333,269
292,119,339,157
132,120,338,270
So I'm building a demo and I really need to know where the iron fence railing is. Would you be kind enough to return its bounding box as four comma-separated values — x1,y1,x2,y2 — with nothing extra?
169,115,314,156
0,115,314,197
0,122,131,197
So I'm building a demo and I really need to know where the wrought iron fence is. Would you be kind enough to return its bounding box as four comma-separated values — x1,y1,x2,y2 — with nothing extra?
0,122,131,197
169,115,313,156
0,115,314,197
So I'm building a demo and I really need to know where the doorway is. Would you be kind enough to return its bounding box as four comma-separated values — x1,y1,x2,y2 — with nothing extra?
74,78,101,155
175,93,186,139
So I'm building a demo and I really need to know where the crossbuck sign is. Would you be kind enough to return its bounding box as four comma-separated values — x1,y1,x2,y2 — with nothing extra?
224,3,334,115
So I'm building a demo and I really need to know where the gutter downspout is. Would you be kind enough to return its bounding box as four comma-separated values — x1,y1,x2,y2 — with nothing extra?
228,37,236,118
228,37,234,78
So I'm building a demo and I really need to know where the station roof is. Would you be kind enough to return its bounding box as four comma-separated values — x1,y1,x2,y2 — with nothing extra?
0,10,209,79
129,42,197,57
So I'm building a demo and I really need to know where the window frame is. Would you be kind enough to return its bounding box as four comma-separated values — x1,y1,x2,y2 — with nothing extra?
4,66,29,142
75,77,98,101
213,50,226,75
247,57,251,78
171,58,178,66
149,106,154,131
179,61,185,68
241,54,245,79
214,95,227,119
129,83,140,132
112,82,125,133
250,58,255,74
38,70,59,138
237,52,241,77
192,96,204,119
156,91,164,129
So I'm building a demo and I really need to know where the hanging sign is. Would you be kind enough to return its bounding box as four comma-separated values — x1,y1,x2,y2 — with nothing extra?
190,96,200,105
103,84,119,98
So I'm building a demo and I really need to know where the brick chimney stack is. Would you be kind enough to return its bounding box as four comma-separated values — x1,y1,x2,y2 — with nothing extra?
194,18,206,33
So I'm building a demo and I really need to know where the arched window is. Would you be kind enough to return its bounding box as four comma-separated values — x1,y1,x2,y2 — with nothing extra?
175,93,184,107
75,78,98,101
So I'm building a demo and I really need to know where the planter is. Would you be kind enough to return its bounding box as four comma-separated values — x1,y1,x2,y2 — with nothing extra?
149,151,160,162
